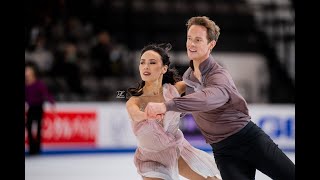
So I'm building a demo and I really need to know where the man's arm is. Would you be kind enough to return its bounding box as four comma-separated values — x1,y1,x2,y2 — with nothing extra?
39,81,55,105
146,84,229,118
145,82,185,119
164,73,231,112
165,84,229,112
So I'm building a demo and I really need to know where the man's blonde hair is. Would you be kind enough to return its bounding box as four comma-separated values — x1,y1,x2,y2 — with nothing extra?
186,16,220,42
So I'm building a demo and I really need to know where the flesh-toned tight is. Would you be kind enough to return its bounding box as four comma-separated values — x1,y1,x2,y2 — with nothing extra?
142,157,221,180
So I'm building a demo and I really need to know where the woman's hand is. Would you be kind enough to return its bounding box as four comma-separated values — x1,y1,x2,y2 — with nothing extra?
145,102,167,119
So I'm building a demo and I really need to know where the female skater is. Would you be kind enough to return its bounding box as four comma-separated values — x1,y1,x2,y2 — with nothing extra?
126,43,221,180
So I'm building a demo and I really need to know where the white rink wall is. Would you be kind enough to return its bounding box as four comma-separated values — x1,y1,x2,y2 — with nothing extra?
25,103,295,153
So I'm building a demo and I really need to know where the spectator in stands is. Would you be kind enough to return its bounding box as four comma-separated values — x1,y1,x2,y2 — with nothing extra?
25,62,55,155
126,43,221,180
25,35,54,76
90,30,112,78
51,42,84,95
145,16,295,180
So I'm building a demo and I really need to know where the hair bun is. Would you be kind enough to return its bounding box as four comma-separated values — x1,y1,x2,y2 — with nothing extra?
158,43,172,52
164,43,172,52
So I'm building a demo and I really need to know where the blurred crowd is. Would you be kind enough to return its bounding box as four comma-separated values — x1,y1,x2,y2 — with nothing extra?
25,0,294,103
25,16,135,101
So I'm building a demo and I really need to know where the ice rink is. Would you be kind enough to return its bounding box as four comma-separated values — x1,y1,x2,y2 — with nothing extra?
25,152,295,180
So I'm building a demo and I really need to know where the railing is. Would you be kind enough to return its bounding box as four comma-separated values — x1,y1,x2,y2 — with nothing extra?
247,0,295,84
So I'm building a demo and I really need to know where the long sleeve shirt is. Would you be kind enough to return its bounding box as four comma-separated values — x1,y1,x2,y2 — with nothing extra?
25,80,55,107
165,55,250,144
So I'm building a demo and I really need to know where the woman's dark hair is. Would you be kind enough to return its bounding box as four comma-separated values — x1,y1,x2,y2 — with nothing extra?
127,43,181,99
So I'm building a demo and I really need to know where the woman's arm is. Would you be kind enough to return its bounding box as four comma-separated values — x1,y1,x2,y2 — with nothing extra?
174,81,186,95
126,97,147,122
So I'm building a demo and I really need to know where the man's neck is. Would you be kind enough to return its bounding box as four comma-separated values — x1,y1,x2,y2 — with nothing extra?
191,54,211,82
193,70,202,82
192,60,203,82
192,55,209,72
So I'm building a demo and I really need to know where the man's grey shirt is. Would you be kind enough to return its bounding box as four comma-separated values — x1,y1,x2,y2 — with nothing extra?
165,55,250,144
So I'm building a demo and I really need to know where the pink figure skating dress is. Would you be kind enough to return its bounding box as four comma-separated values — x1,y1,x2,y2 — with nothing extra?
130,83,221,180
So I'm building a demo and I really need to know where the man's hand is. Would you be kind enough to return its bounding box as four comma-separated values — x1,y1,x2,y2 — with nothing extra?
145,102,166,119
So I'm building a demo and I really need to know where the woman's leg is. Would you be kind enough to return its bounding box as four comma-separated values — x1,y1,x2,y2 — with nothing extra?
142,177,163,180
178,156,221,180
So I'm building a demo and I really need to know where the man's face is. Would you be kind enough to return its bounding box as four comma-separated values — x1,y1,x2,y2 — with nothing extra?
186,25,214,62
